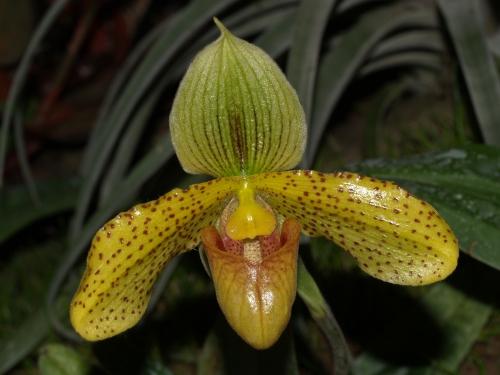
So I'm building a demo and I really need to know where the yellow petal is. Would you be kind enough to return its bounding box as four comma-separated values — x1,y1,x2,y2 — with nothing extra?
201,219,301,349
70,177,241,341
250,171,459,286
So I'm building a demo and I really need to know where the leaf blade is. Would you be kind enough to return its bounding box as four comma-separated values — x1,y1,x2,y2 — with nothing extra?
309,5,438,166
0,177,79,244
437,0,500,146
286,0,337,126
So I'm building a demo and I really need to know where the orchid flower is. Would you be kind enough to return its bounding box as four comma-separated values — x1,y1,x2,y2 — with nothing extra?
70,19,459,350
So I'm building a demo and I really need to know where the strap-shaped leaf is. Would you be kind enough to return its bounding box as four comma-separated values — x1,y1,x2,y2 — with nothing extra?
0,0,72,186
437,0,500,146
308,5,437,166
286,0,336,125
297,259,352,375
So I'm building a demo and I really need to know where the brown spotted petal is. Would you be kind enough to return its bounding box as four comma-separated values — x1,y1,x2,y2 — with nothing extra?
70,177,241,341
250,171,459,286
201,218,301,350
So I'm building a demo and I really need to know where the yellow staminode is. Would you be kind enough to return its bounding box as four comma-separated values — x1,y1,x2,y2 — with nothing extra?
225,182,277,240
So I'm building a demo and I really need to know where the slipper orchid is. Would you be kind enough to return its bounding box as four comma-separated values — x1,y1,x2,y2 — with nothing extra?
70,19,459,350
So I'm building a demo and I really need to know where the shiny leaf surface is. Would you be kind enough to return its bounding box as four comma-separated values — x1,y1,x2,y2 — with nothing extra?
297,259,351,375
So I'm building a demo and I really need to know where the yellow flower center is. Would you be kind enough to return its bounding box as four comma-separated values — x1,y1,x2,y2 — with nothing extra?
225,182,277,241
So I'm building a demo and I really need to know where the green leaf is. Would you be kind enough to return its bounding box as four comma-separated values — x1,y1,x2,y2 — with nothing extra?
368,30,444,60
198,328,225,375
360,52,442,77
297,259,352,375
0,0,72,185
158,1,298,91
225,1,296,38
0,294,70,375
83,20,169,172
437,0,500,146
488,30,500,59
0,307,48,375
38,343,92,375
354,353,431,375
253,9,295,56
286,0,337,125
421,283,491,370
13,108,40,205
363,74,433,158
0,240,65,375
97,78,166,205
346,144,500,270
336,0,377,13
354,257,494,373
308,4,438,166
0,177,79,244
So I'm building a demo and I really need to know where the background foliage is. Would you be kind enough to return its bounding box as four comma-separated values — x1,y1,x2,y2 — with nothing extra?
1,0,500,374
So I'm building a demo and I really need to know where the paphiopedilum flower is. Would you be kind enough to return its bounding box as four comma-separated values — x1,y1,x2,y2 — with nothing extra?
70,19,459,350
